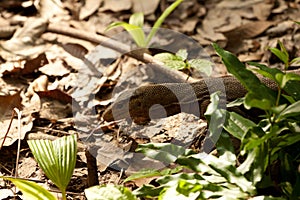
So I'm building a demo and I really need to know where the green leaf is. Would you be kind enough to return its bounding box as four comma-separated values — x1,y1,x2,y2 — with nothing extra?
278,40,289,64
146,0,183,45
269,47,289,66
227,97,245,107
290,57,300,65
283,79,300,101
85,184,137,200
199,154,256,194
176,179,203,196
274,72,300,101
241,143,268,184
124,169,161,183
275,72,300,89
27,134,77,193
216,131,235,156
154,52,186,70
160,179,202,199
2,177,56,200
178,153,255,194
245,92,274,110
165,60,187,70
204,92,228,147
269,41,289,67
277,100,300,120
106,22,146,47
133,184,163,197
271,133,300,155
213,43,277,110
176,49,188,61
213,43,255,87
245,62,300,100
129,12,144,27
241,126,267,152
154,52,181,62
247,62,282,82
208,163,256,194
124,167,181,183
223,110,256,140
136,143,188,164
249,62,300,99
188,59,213,76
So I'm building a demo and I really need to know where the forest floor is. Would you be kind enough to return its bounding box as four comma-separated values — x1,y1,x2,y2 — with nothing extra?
0,0,299,199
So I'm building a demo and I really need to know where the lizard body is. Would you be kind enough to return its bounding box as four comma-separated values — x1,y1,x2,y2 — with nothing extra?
103,70,300,124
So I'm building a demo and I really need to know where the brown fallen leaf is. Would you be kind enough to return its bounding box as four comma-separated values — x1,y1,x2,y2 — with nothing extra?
26,75,49,97
223,21,274,40
132,0,160,15
252,2,273,21
100,0,132,12
0,91,22,118
223,21,274,53
0,18,49,61
36,89,77,120
79,0,103,20
2,53,48,76
37,89,73,105
0,115,33,147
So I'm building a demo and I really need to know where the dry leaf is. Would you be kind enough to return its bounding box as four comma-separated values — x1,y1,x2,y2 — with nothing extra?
39,59,70,76
2,53,48,76
79,0,103,20
223,21,274,53
132,0,160,15
26,75,48,97
252,2,273,20
37,89,73,105
37,89,73,120
61,43,88,60
0,18,48,61
0,91,22,118
100,0,132,12
39,0,68,19
0,115,33,147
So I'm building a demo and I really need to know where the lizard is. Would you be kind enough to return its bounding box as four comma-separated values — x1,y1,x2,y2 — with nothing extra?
102,69,300,124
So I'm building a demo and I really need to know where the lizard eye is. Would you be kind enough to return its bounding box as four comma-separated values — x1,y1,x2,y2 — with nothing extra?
135,101,142,107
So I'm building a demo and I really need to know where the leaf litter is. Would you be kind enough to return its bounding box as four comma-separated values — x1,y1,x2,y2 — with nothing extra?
0,0,299,198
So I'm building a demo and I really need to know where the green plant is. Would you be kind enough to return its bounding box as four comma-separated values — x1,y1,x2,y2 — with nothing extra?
106,0,184,48
269,40,300,69
1,135,77,200
85,184,137,200
117,43,300,199
1,177,56,200
154,48,213,76
27,134,77,200
212,43,300,198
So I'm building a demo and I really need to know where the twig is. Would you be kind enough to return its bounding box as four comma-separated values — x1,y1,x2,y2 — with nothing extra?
46,24,195,82
13,108,22,178
0,110,15,150
0,21,195,82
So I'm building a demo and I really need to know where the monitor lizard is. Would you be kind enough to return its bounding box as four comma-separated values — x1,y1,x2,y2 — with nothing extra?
102,69,300,124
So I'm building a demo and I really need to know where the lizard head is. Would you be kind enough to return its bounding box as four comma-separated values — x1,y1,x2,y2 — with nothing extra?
102,84,180,124
102,86,154,124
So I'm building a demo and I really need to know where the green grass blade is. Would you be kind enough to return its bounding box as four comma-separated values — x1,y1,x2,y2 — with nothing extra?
106,22,146,47
145,0,183,46
129,12,144,27
2,177,56,200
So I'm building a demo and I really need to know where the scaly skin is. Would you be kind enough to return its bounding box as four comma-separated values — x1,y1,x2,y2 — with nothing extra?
102,70,297,124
